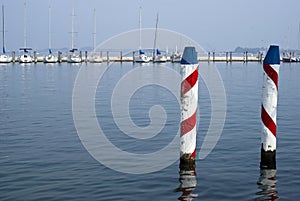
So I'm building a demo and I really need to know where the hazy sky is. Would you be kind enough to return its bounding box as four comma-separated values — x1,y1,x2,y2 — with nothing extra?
1,0,300,52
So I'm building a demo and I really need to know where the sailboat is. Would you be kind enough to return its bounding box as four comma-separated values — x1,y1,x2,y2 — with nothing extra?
19,0,33,63
0,5,12,63
153,13,167,63
89,8,102,63
134,6,150,63
171,46,182,63
44,5,58,63
67,0,81,63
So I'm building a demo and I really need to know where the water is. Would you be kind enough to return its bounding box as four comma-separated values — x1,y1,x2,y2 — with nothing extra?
1,62,300,200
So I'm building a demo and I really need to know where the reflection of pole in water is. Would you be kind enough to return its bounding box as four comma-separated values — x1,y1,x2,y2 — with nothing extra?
180,46,199,170
176,169,198,201
260,45,280,169
255,169,278,201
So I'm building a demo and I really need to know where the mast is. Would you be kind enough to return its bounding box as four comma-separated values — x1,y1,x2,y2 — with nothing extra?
298,22,300,50
24,0,27,48
71,0,75,49
48,5,52,52
139,6,141,50
93,8,96,50
2,5,5,54
153,12,159,60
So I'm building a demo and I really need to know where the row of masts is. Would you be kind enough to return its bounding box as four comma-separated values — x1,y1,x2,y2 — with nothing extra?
134,7,168,63
0,2,173,64
0,0,101,63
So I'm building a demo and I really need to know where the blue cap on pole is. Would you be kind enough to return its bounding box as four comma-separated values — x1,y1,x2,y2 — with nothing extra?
180,47,198,64
263,45,280,65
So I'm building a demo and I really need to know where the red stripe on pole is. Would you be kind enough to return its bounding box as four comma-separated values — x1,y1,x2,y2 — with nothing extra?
263,64,278,90
180,109,197,137
181,67,198,96
190,149,196,159
261,105,276,137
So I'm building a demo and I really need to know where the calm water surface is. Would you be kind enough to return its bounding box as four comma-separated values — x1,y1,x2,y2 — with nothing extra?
1,62,300,200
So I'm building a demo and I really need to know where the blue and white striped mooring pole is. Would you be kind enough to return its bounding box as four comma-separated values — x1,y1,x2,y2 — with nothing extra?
260,45,280,169
180,47,199,170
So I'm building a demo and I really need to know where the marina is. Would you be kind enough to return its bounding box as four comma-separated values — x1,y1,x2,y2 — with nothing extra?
0,1,298,64
1,0,300,200
0,50,292,63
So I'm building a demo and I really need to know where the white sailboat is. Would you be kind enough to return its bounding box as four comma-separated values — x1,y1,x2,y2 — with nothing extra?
154,49,167,62
153,13,167,63
44,5,58,63
134,6,150,63
0,5,12,63
171,46,182,63
89,8,102,63
19,0,33,63
67,0,81,63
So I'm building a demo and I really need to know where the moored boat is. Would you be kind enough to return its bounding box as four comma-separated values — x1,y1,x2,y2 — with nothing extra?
19,0,33,64
134,50,150,63
89,9,102,63
43,5,58,63
133,6,150,63
67,0,82,63
19,48,33,63
153,49,167,62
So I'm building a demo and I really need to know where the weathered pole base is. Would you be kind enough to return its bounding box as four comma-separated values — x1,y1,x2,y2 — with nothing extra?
180,154,196,170
260,145,276,169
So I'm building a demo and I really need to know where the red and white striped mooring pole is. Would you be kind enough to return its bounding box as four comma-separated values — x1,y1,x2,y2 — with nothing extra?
180,46,199,170
260,45,280,169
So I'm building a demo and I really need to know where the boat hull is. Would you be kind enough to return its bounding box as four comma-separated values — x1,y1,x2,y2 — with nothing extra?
282,57,299,62
67,55,82,63
154,55,167,63
19,54,33,63
44,54,58,63
0,54,12,63
89,55,103,63
134,54,150,63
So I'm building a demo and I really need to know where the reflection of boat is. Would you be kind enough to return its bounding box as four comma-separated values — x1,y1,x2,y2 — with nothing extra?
44,5,58,63
67,0,82,63
134,6,150,63
89,9,102,63
19,0,33,63
0,5,12,63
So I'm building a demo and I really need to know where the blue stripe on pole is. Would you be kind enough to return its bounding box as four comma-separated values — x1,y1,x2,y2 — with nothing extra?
180,47,198,64
263,45,280,65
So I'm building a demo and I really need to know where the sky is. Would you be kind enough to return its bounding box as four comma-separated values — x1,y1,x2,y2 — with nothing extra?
1,0,300,52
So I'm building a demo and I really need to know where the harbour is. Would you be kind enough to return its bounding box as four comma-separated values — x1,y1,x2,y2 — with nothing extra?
0,50,287,63
0,0,299,64
1,0,300,200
